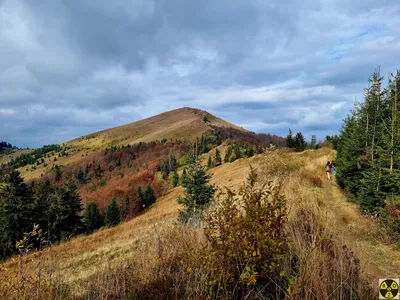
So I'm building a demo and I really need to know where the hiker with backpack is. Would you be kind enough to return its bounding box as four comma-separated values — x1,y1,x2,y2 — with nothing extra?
331,160,337,176
326,161,332,180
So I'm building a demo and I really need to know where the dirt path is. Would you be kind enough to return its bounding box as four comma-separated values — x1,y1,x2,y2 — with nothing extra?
323,175,400,284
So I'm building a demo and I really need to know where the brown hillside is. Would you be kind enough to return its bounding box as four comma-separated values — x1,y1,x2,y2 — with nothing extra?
19,107,249,180
68,107,247,148
17,108,249,180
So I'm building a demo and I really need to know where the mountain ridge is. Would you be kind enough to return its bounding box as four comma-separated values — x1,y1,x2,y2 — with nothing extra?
9,107,280,180
67,107,248,148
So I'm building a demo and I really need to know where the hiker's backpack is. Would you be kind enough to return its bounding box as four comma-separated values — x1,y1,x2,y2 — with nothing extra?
332,167,336,175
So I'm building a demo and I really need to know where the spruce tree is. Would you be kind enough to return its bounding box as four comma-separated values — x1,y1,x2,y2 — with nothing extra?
234,144,241,160
169,155,177,173
286,129,294,148
180,168,188,186
294,132,307,152
224,146,233,163
215,148,222,166
138,186,143,205
310,135,317,149
105,198,121,227
75,168,86,184
140,185,156,208
0,170,33,259
83,202,102,232
32,179,52,235
170,171,179,188
177,159,215,224
207,156,212,169
336,69,400,215
55,183,83,239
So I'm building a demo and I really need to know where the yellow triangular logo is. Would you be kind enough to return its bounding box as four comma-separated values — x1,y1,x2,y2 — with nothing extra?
385,291,394,298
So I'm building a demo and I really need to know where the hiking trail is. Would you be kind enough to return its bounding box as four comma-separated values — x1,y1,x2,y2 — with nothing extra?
323,175,400,282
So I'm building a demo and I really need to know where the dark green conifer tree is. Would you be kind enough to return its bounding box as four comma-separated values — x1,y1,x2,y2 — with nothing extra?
140,185,156,208
54,183,83,239
104,198,121,227
180,168,188,186
224,146,233,163
170,171,179,188
177,160,215,224
0,170,33,259
215,148,222,166
83,202,102,232
294,132,307,152
336,68,400,218
207,156,212,169
32,179,52,234
286,129,294,148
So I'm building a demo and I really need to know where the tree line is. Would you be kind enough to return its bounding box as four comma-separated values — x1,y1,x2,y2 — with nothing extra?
335,68,400,239
6,144,62,169
285,130,315,152
0,141,16,150
0,169,158,260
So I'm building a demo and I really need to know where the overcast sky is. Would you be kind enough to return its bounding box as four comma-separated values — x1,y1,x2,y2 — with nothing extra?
1,0,400,148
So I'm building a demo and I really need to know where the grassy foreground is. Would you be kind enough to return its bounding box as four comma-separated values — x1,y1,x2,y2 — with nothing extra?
1,147,399,299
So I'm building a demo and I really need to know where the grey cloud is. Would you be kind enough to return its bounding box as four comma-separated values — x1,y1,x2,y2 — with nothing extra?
1,0,399,147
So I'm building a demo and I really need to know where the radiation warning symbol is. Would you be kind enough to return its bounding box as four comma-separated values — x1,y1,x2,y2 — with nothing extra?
379,279,400,299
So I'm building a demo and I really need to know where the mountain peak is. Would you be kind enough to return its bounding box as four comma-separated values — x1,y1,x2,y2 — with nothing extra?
68,107,246,148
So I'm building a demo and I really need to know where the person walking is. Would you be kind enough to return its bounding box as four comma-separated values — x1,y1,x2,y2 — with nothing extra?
331,160,337,176
326,161,332,180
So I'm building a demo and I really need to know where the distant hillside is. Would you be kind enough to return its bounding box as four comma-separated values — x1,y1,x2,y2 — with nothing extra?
68,107,248,149
7,107,283,180
0,141,31,168
210,125,286,148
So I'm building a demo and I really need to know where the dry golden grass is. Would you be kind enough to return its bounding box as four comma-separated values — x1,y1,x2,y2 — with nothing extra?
16,108,247,180
2,147,400,299
0,149,31,165
67,107,244,153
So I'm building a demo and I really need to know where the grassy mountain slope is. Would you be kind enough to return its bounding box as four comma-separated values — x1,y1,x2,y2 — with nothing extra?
0,149,31,166
69,107,247,148
13,107,248,180
2,147,400,298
